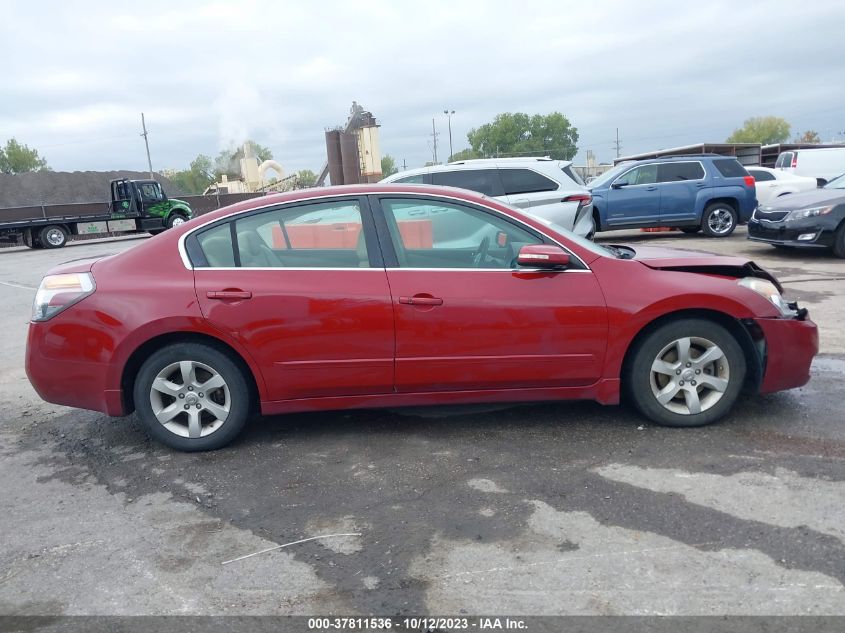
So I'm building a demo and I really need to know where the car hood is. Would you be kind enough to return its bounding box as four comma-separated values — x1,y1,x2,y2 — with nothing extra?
759,188,845,210
625,245,783,291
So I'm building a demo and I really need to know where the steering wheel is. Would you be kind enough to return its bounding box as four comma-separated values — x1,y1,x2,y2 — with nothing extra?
473,236,490,268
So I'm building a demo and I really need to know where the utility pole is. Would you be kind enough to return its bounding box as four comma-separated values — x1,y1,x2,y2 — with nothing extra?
431,118,439,164
443,109,455,160
613,127,622,158
402,158,407,171
140,113,153,178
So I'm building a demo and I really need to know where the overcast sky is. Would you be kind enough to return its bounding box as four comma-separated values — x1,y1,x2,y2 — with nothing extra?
2,0,843,177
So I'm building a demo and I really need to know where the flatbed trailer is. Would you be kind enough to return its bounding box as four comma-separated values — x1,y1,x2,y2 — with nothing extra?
0,179,192,249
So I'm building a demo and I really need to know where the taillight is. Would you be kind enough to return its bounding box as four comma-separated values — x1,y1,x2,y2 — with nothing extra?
32,272,96,321
791,155,797,168
743,175,755,188
563,193,592,205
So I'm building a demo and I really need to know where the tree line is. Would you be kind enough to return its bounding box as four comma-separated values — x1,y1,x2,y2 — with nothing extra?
0,114,831,187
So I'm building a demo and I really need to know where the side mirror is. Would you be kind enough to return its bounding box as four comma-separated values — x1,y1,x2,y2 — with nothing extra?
517,245,570,270
611,180,628,189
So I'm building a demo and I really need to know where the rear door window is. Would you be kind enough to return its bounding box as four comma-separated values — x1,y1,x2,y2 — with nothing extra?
657,162,705,182
499,169,560,195
431,169,504,197
713,159,749,178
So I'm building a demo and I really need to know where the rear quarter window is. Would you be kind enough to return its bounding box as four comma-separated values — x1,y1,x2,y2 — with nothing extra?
499,169,559,195
431,169,503,196
713,159,749,178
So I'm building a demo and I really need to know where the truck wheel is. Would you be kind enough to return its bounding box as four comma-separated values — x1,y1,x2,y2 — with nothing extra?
700,203,737,237
133,342,252,451
624,318,746,428
166,213,187,229
39,225,68,249
833,224,845,259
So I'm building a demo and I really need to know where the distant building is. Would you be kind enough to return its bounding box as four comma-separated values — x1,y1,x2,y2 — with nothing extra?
0,170,184,208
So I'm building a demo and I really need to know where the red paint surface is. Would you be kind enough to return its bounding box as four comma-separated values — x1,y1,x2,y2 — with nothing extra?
25,184,818,419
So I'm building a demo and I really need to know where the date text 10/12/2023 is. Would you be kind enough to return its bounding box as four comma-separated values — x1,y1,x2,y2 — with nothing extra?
307,616,528,630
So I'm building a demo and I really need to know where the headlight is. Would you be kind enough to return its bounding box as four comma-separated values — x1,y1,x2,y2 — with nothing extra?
786,205,833,221
32,272,96,322
737,277,793,316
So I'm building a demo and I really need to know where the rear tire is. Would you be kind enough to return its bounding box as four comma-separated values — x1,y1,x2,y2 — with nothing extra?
39,225,68,249
833,224,845,259
625,318,746,427
133,343,251,451
700,203,737,237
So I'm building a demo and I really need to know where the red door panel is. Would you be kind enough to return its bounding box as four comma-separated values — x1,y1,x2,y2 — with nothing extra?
194,269,394,400
386,269,608,392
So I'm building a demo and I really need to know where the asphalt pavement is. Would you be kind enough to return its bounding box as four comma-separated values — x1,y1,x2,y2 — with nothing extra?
0,229,842,617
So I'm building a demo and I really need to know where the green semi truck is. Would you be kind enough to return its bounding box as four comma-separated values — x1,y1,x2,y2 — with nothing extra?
1,178,193,249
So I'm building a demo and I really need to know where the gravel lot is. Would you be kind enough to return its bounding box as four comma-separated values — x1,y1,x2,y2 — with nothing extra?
0,228,843,617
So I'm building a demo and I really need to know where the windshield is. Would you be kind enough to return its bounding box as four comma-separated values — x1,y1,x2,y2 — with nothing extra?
587,162,634,190
824,173,845,189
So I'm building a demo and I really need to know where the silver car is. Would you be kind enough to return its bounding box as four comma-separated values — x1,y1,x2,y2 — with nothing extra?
381,157,595,237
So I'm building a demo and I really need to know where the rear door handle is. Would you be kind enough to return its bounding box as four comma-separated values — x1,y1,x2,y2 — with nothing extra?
207,290,252,300
399,295,443,306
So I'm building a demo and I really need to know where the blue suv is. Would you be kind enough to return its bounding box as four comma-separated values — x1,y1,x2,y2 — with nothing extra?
588,155,757,237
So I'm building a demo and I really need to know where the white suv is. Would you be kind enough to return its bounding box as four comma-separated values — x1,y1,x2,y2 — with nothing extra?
380,157,595,237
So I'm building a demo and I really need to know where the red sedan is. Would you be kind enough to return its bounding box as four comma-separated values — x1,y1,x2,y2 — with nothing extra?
26,184,818,451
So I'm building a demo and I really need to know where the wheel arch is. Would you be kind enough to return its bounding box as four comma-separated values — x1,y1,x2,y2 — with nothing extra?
620,308,763,397
704,197,739,214
120,331,261,415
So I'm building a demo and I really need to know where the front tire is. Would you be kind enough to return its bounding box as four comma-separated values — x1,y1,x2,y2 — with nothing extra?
166,213,187,229
700,203,737,237
133,343,251,451
833,224,845,259
625,318,746,427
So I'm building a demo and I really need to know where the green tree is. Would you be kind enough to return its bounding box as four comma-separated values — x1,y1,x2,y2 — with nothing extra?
295,169,317,188
466,112,579,161
448,148,484,162
214,141,273,177
726,116,791,144
0,138,48,174
164,154,214,195
381,155,398,178
795,130,821,143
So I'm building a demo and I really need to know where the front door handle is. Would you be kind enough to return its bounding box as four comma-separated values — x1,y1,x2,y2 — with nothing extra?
645,186,658,191
399,295,443,306
207,290,252,300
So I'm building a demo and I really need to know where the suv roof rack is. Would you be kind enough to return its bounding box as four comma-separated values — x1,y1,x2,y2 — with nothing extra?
448,156,558,165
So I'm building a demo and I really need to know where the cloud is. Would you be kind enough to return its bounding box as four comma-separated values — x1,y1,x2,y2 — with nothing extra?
1,0,843,174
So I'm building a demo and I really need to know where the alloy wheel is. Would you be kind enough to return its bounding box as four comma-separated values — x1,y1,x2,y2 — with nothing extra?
649,336,730,415
707,208,734,235
149,360,230,438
